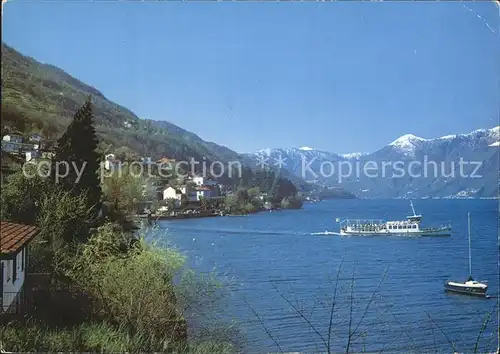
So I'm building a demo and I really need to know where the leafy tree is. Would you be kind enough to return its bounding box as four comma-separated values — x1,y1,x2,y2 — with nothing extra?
222,195,239,214
54,97,102,216
34,187,94,273
165,198,178,212
199,197,210,212
247,186,260,199
1,168,94,273
280,196,303,209
235,187,248,201
0,167,52,224
101,165,144,214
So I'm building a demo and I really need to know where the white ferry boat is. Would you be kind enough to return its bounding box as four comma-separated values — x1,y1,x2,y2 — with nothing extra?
337,201,451,236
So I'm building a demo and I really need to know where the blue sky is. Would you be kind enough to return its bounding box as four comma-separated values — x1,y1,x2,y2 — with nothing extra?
3,1,499,154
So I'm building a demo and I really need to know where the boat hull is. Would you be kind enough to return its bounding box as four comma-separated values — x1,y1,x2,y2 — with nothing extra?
339,228,451,237
444,282,488,296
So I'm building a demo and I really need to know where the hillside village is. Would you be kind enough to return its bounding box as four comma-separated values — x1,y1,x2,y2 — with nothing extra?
1,131,295,221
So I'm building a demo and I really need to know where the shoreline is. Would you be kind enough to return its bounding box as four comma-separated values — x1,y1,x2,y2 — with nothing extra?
134,204,305,222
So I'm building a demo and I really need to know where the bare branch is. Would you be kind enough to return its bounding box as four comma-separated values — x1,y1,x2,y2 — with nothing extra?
474,301,499,353
345,262,356,353
327,256,345,353
350,267,390,341
272,282,328,350
425,310,456,352
243,297,283,354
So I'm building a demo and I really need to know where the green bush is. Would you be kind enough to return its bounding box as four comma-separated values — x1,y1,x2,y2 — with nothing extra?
67,226,187,346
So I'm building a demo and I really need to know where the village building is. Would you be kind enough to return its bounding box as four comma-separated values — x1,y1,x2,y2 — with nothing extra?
1,221,40,314
2,134,23,144
25,150,41,162
1,134,24,153
29,134,42,142
162,186,184,209
103,153,121,171
195,185,217,200
2,134,52,156
190,176,217,187
140,157,153,165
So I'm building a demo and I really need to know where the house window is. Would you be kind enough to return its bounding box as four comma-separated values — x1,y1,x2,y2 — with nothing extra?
13,257,17,283
21,249,24,271
6,261,11,282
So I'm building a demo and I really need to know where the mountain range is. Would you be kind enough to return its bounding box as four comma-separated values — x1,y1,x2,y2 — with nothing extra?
2,42,497,199
245,127,499,198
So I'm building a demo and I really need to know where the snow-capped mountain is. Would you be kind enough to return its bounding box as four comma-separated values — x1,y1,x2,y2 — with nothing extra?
244,147,344,183
256,147,341,160
340,152,369,159
388,134,428,157
246,126,499,198
382,126,499,157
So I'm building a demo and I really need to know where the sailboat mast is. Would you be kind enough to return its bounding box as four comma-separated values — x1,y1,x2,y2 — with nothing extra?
468,212,472,276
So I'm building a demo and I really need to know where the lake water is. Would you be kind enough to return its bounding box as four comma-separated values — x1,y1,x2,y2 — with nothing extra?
148,199,499,352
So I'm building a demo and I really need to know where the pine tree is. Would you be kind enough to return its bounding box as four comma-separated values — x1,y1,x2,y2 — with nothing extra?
54,97,102,216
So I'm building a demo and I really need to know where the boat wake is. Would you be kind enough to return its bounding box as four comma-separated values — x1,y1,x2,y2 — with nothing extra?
311,231,341,236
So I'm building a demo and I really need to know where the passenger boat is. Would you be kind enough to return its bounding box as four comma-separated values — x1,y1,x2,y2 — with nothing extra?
337,201,451,236
444,213,488,296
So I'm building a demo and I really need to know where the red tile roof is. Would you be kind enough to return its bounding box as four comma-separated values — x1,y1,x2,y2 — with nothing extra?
157,157,176,164
1,221,40,255
195,186,212,191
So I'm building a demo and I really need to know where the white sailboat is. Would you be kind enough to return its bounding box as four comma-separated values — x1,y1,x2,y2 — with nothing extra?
444,213,488,296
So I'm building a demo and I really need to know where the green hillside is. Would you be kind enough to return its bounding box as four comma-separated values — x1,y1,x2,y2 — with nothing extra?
1,43,241,165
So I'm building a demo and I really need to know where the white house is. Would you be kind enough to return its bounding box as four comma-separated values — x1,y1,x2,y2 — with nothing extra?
1,221,40,314
2,135,24,153
191,176,217,187
2,135,23,143
1,135,40,154
163,186,184,207
25,151,41,162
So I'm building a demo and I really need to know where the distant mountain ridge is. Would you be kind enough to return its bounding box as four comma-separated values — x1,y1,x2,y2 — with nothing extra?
254,127,499,160
2,42,496,198
1,42,355,196
387,127,499,156
246,127,499,198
